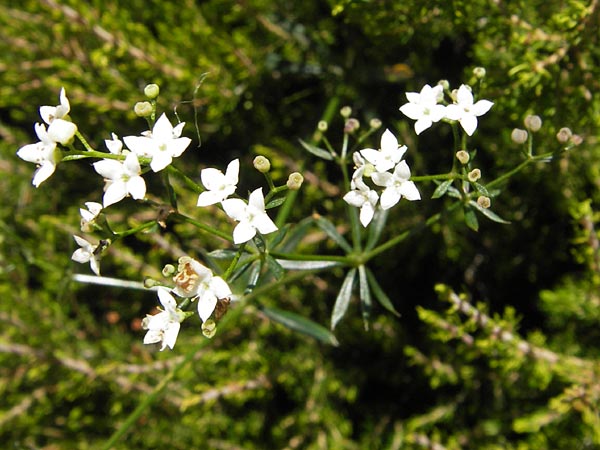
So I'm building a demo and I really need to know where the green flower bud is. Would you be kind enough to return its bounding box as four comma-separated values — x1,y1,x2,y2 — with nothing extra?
556,127,572,143
144,83,160,99
143,278,161,288
134,101,153,117
369,118,382,130
473,67,486,79
511,128,528,144
287,172,304,190
438,79,450,91
468,168,481,182
456,150,470,165
524,115,542,132
477,196,491,209
202,319,217,339
340,106,352,118
344,118,360,134
253,155,271,173
317,120,328,132
162,264,176,277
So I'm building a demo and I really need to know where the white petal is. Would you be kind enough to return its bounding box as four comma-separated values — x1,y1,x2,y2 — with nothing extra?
73,235,91,248
47,119,77,145
254,213,278,235
444,104,462,121
405,92,420,103
172,122,186,138
248,188,266,211
167,137,191,158
93,159,123,180
150,152,172,172
39,106,55,125
32,163,56,187
399,181,421,201
71,248,91,264
127,176,146,200
89,256,101,276
472,99,494,116
232,221,256,244
123,136,154,157
123,153,141,175
198,293,218,322
380,129,398,153
210,276,232,299
197,190,223,207
157,288,177,311
456,85,474,105
143,328,163,345
359,148,381,166
161,322,180,350
359,202,375,227
225,159,240,184
201,168,226,190
380,188,401,210
460,116,478,136
152,113,173,139
394,160,411,180
222,198,248,221
103,182,127,207
371,171,392,187
414,118,432,135
400,103,424,121
343,190,366,208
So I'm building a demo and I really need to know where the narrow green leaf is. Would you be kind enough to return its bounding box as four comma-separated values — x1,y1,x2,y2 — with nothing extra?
265,255,285,281
365,268,401,317
278,217,314,253
358,265,372,330
365,209,388,251
470,200,511,224
431,180,453,199
229,257,255,283
446,186,462,199
276,260,341,270
266,197,286,209
208,249,238,260
315,216,353,253
244,260,262,294
260,306,339,346
464,206,479,231
269,224,289,249
473,182,490,197
299,138,333,160
331,268,357,330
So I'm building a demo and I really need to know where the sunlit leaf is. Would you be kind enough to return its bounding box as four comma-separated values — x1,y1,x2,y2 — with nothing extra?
331,268,357,330
299,138,333,160
470,200,511,224
365,268,401,317
260,306,339,346
276,260,341,270
464,206,479,231
358,265,371,330
432,179,453,199
315,216,352,253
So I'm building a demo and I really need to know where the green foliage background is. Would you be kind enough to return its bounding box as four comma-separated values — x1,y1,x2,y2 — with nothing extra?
1,0,599,448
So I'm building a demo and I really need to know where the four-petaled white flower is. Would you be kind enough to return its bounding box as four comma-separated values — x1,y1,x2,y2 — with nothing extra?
124,113,191,172
93,153,146,207
372,161,421,209
197,159,239,207
172,257,232,323
17,123,60,187
39,87,78,145
142,288,185,351
445,84,494,136
399,84,447,135
222,188,278,244
343,185,379,227
80,201,103,232
105,133,123,154
71,235,101,275
359,129,407,173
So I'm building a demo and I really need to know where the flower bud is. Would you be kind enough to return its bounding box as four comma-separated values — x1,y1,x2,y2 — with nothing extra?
317,120,328,132
134,101,153,117
473,67,486,79
571,134,583,146
468,168,481,182
143,277,161,288
253,155,271,173
344,118,360,134
369,118,382,130
477,196,491,209
202,319,217,338
340,106,352,118
511,128,528,144
438,79,450,91
286,172,304,190
162,264,176,277
455,150,470,165
144,83,160,99
556,127,572,143
524,115,542,132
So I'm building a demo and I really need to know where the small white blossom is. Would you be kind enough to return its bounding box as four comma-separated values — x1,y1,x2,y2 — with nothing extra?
372,161,421,209
359,129,407,174
172,257,232,323
445,84,494,136
39,87,70,125
222,188,278,244
17,123,60,187
71,235,101,275
80,201,103,232
39,87,77,145
142,288,185,351
197,159,239,207
93,153,146,207
399,84,447,135
343,186,379,227
123,113,191,172
105,133,123,154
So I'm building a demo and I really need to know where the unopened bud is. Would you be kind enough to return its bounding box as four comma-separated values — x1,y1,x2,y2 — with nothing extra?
369,118,382,130
144,83,160,99
340,106,352,118
511,128,528,144
438,79,450,91
286,172,304,190
344,118,360,134
317,120,328,132
202,319,217,338
456,150,470,165
253,155,271,173
473,67,486,79
524,115,542,132
477,196,491,209
571,134,583,146
143,278,161,289
134,101,153,117
468,169,481,182
162,264,176,277
556,127,572,143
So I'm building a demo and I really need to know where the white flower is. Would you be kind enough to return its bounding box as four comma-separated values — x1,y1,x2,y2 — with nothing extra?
105,133,123,154
123,113,191,172
39,87,71,125
197,159,239,206
80,201,103,232
39,87,77,145
399,84,447,135
343,186,379,227
17,123,60,187
172,257,232,323
222,188,278,244
359,129,407,173
93,153,146,207
142,288,185,351
372,160,421,209
445,84,494,136
71,235,101,275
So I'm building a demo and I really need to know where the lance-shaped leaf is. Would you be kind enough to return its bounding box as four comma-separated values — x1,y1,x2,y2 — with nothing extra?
276,260,341,270
365,208,388,251
469,200,511,224
358,265,372,330
331,268,357,330
265,255,284,281
431,179,453,199
299,138,333,160
464,206,479,231
315,216,352,253
365,268,401,317
269,224,289,249
266,197,287,209
260,306,339,346
244,260,263,294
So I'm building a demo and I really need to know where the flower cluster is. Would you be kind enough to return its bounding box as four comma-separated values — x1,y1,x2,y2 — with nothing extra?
344,129,421,226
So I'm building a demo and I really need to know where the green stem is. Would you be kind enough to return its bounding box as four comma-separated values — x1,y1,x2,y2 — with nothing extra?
167,165,203,194
61,150,126,162
113,221,156,239
486,152,554,190
268,251,349,264
75,131,95,152
222,243,246,280
410,173,456,182
172,212,233,242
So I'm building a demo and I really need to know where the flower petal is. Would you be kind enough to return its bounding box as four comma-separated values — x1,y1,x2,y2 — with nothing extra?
198,293,218,322
232,221,256,244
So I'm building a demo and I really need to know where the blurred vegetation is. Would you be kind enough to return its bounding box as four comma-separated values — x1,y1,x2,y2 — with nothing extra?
1,0,600,448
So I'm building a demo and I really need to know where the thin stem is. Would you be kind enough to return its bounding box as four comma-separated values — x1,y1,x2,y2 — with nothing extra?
167,165,203,194
61,150,125,162
222,243,246,280
268,251,349,264
172,212,233,242
75,131,95,152
410,173,456,182
486,151,554,190
113,221,156,239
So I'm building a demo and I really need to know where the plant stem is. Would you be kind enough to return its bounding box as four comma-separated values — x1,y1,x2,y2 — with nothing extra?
172,212,233,242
